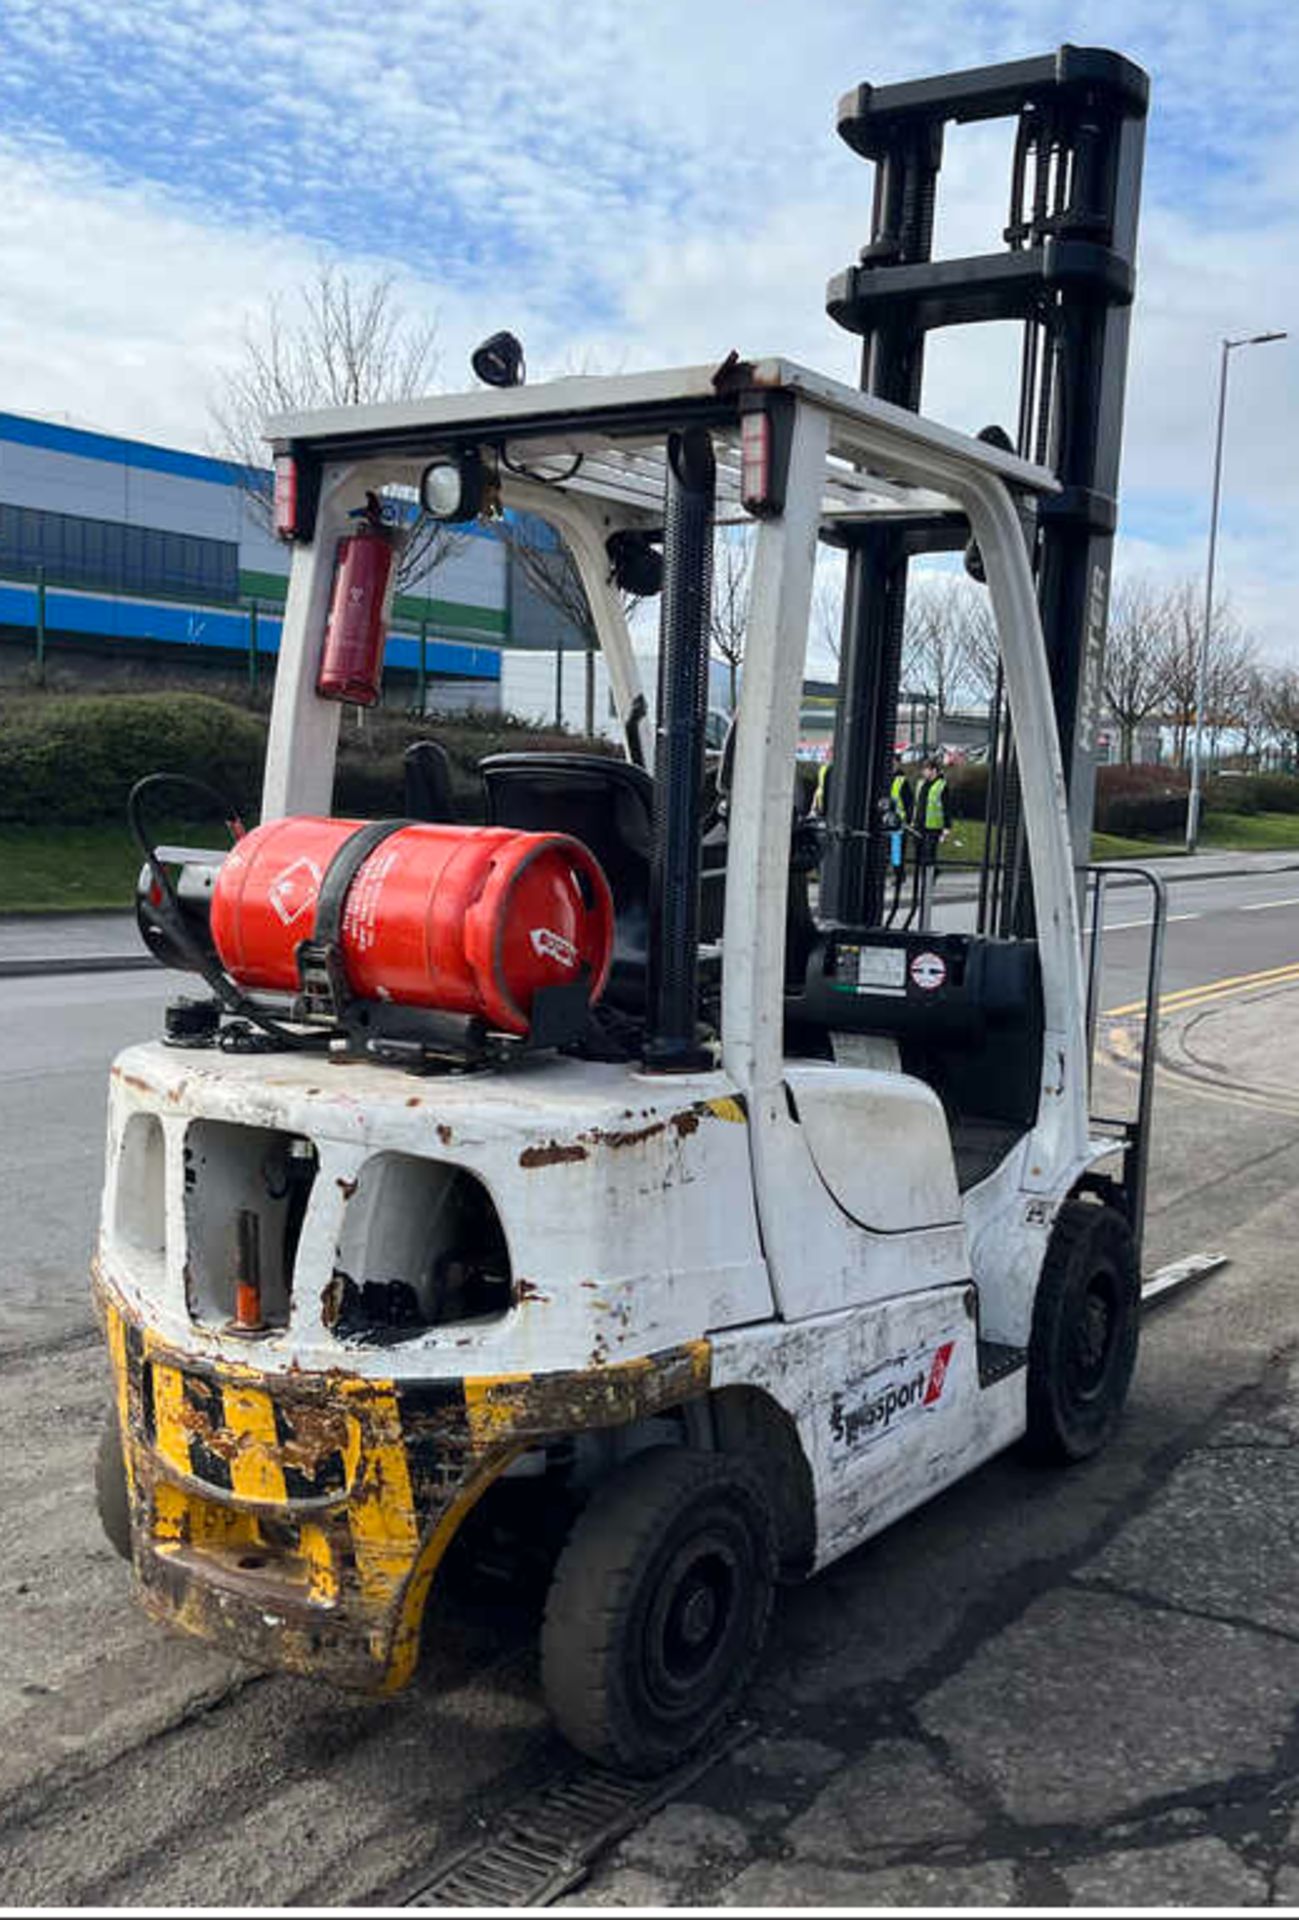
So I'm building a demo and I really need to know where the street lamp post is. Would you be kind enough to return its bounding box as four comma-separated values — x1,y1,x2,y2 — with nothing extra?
1186,329,1287,852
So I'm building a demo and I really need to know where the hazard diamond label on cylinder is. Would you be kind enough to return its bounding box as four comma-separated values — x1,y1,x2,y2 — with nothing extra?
268,858,323,928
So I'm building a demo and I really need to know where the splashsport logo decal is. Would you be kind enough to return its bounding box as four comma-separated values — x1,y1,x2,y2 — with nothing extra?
829,1340,957,1449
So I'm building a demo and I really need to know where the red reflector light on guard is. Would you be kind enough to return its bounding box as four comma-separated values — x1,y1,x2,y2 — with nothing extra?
273,455,300,541
740,412,771,515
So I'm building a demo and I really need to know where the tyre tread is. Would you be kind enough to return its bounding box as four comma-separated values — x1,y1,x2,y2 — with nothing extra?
1024,1198,1140,1466
541,1446,775,1773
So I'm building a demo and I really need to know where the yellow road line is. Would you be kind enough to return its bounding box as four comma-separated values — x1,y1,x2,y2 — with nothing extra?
1105,958,1299,1020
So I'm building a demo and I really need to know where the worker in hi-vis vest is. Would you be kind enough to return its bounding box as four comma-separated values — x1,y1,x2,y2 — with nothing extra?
916,756,949,870
813,752,832,817
884,755,914,879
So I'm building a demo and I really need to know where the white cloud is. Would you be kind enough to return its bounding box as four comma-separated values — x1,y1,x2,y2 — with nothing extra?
0,0,1293,657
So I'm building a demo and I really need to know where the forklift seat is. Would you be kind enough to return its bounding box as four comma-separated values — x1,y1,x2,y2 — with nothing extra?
403,740,459,823
481,753,654,1014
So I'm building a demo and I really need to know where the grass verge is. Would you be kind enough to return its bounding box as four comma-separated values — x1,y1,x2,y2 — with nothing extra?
4,812,1298,915
0,820,224,911
1193,811,1299,852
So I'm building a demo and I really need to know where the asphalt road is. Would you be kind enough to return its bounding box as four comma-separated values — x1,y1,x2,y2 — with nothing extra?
1,871,1297,1903
0,970,171,1359
933,859,1299,1014
5,866,1292,1361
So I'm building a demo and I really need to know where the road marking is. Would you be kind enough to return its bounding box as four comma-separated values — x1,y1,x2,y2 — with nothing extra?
1167,911,1203,922
1105,957,1299,1020
1241,896,1299,912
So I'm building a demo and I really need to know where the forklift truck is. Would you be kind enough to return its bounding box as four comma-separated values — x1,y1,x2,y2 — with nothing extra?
92,49,1158,1776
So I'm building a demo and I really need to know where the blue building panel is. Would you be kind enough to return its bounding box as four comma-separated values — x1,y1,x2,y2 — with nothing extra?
0,412,259,491
0,581,500,681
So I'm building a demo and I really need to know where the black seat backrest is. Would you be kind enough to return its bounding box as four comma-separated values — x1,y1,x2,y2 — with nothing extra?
480,752,653,1013
403,740,459,823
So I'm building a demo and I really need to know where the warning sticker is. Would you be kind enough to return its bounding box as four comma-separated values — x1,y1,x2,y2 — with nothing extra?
909,949,948,993
342,847,398,955
858,946,906,993
268,857,322,928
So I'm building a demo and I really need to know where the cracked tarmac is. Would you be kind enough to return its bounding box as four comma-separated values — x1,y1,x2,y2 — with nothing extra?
576,1354,1299,1907
4,980,1299,1905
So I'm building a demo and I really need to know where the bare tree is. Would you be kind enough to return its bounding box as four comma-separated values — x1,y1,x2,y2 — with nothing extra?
505,514,604,735
209,265,461,594
945,578,1000,703
1157,582,1206,768
1156,580,1251,769
1236,664,1272,767
903,575,981,717
1103,576,1171,763
710,528,752,709
1262,667,1299,771
810,553,847,673
1204,615,1256,766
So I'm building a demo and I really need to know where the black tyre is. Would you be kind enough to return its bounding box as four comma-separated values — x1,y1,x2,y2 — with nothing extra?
541,1447,776,1776
1025,1199,1141,1465
96,1415,132,1561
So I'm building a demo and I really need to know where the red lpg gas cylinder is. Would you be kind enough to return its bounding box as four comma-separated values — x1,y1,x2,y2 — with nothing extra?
209,818,614,1037
316,518,398,707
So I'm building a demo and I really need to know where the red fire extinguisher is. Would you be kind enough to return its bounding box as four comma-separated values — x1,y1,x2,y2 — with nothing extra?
317,493,401,708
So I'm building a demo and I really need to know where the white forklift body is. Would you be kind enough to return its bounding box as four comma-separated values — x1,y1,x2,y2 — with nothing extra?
94,356,1134,1772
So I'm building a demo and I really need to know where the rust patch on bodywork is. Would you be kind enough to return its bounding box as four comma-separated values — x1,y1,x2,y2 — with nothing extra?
519,1097,740,1169
514,1278,548,1304
596,1120,666,1150
336,1175,358,1200
519,1140,587,1168
321,1272,346,1330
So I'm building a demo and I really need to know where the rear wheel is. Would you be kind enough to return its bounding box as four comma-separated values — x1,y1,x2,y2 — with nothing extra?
541,1447,775,1776
1025,1199,1140,1464
95,1415,132,1560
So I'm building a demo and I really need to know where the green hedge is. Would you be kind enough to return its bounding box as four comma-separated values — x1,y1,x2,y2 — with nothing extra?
0,693,267,826
1205,771,1299,816
945,763,988,818
0,692,615,828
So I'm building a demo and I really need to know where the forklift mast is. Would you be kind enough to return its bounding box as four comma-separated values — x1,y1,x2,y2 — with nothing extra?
820,45,1149,932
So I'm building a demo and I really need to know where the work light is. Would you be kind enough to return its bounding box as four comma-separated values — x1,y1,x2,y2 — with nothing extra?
471,331,526,388
420,453,484,522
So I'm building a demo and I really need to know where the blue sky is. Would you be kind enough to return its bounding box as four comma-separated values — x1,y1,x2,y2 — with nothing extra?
0,0,1294,654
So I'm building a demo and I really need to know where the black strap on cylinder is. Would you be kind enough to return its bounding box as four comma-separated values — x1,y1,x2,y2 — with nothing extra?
295,818,410,1021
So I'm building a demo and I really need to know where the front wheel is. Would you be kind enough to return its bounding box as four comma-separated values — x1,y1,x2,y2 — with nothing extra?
1024,1199,1140,1465
541,1447,776,1776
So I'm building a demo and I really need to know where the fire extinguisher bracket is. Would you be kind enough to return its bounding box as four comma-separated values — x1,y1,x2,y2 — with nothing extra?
293,936,352,1028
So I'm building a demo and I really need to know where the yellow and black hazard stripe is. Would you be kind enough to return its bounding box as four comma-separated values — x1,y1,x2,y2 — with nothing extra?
97,1276,715,1691
144,1358,348,1503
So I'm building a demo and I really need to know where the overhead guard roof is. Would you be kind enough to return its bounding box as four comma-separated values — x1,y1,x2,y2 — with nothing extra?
266,354,1059,527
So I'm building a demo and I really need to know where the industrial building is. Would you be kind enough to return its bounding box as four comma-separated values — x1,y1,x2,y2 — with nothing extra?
0,410,584,708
